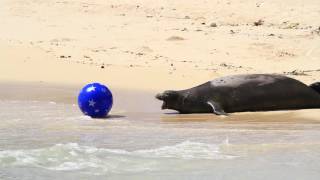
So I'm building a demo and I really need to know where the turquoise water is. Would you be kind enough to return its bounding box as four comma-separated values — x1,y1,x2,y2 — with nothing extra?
0,92,320,179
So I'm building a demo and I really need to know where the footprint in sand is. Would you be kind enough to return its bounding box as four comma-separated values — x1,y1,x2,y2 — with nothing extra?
137,46,153,54
166,36,185,41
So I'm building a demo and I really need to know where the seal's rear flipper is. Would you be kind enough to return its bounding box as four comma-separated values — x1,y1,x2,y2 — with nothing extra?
207,101,228,116
310,82,320,94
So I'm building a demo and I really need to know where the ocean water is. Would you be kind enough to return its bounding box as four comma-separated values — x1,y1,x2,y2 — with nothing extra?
0,89,320,179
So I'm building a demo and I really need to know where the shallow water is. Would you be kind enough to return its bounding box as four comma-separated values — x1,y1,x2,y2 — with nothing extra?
0,84,320,180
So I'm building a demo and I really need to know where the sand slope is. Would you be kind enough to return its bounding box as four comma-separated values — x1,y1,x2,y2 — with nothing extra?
0,0,319,91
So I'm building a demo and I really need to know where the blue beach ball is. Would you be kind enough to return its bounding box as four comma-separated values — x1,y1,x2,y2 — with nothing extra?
78,83,113,118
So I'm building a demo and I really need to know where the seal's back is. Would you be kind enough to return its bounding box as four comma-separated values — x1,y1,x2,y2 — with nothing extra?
207,74,320,112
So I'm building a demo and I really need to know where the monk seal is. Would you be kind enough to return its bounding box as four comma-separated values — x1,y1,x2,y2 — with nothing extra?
156,74,320,115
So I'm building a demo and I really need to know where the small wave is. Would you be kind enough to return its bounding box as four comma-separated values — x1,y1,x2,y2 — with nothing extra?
134,141,235,160
0,141,236,174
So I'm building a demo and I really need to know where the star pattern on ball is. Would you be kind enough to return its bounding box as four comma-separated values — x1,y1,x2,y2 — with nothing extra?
86,85,96,92
101,88,107,93
88,99,96,107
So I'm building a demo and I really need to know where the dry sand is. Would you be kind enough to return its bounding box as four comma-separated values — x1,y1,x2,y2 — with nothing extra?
0,0,320,117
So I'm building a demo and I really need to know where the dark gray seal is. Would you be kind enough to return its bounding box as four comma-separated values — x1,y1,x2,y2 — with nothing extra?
156,74,320,115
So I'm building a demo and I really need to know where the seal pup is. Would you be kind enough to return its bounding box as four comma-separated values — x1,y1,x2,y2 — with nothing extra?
156,74,320,115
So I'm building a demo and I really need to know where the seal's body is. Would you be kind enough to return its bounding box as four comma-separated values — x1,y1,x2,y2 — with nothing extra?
156,74,320,115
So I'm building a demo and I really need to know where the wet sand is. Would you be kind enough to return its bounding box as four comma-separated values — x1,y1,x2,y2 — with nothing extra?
1,81,319,126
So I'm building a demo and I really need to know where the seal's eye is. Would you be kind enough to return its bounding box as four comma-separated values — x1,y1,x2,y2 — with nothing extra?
164,90,179,101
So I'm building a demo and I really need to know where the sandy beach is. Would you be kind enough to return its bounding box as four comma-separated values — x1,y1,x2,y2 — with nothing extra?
1,0,319,91
0,0,320,179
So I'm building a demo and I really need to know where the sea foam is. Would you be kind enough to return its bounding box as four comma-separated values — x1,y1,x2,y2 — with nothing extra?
0,141,236,174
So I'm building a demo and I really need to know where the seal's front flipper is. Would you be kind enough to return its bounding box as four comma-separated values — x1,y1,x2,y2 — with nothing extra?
207,101,228,116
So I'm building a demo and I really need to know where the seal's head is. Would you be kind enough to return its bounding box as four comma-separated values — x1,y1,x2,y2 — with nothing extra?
155,90,180,110
156,90,209,113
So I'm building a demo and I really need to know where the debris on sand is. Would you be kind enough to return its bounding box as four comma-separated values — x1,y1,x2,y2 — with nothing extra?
276,51,295,57
167,36,185,41
280,21,300,29
254,19,264,26
286,22,300,29
285,69,320,76
210,23,217,27
283,69,320,76
311,26,320,35
59,55,71,58
220,63,243,69
283,70,309,76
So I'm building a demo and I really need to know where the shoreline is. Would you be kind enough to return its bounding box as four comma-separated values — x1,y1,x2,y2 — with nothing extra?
0,81,163,114
1,80,320,123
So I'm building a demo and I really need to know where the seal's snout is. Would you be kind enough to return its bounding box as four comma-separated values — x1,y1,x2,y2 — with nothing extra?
156,92,168,109
156,91,174,101
156,91,171,100
155,93,164,100
156,90,178,110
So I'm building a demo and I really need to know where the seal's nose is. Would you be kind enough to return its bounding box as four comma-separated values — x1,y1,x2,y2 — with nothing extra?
155,93,164,100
